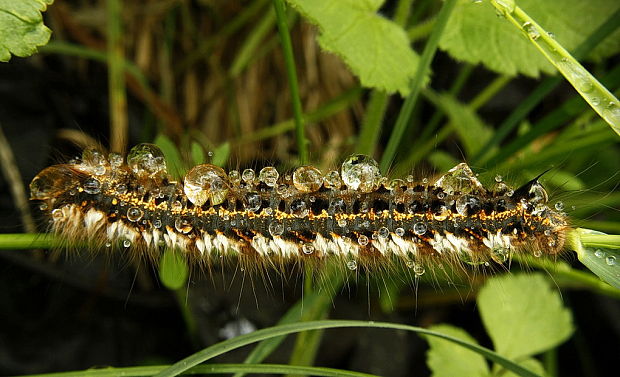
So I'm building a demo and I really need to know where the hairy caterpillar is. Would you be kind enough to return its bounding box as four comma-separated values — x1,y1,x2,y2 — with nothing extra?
29,143,568,276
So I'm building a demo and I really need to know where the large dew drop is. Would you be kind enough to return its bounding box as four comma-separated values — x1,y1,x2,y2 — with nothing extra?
434,163,484,195
183,164,230,206
341,154,381,193
293,166,323,193
30,165,79,200
127,143,167,176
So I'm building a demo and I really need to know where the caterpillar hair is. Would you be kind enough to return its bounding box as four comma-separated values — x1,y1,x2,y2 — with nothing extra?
29,143,569,276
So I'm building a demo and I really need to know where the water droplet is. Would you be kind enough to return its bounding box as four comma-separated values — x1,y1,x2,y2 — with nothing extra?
246,192,262,212
413,264,425,276
341,154,381,193
603,103,620,126
533,250,542,257
346,260,358,270
495,174,503,183
242,169,255,183
293,166,323,192
437,191,446,199
115,184,127,195
548,239,556,247
127,207,143,222
455,195,478,216
229,170,241,184
323,170,342,189
302,243,315,255
259,167,279,187
591,97,601,106
175,217,193,234
554,201,564,211
547,31,555,39
522,22,540,40
594,249,605,258
421,177,429,185
51,208,63,220
395,227,405,237
171,200,183,211
544,229,551,236
405,259,415,268
471,0,482,3
529,182,548,204
491,248,509,263
269,221,284,236
606,255,616,266
109,152,123,168
83,177,102,194
358,234,369,246
264,207,273,215
338,218,347,227
184,164,230,206
207,151,214,157
30,166,79,200
127,143,167,175
123,239,131,248
558,60,594,93
378,227,389,239
39,203,48,211
290,199,307,216
81,149,107,175
105,241,112,248
494,0,515,15
275,184,290,197
434,163,484,195
413,222,427,235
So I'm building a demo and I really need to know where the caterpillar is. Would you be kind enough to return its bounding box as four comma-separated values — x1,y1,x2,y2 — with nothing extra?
29,143,568,276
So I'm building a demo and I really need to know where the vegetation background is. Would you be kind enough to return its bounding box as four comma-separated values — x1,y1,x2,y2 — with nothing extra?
0,0,619,376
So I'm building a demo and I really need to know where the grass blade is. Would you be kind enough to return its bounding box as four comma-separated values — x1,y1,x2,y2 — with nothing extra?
489,1,620,135
154,320,541,377
380,0,458,173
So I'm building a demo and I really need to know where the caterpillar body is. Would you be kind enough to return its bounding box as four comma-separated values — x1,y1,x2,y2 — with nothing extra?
29,143,568,274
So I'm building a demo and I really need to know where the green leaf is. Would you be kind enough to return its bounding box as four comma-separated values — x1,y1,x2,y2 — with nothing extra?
211,142,230,168
158,248,189,291
286,0,421,95
478,273,574,360
191,141,205,165
570,228,620,289
440,0,620,77
0,0,53,62
425,324,489,377
154,134,186,179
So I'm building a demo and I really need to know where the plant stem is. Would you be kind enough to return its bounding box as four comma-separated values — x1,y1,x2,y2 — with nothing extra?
380,0,458,173
273,0,307,164
107,0,128,153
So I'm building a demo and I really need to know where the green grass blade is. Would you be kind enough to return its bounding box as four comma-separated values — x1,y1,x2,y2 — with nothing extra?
569,228,620,289
273,0,307,164
0,233,64,249
473,6,620,164
485,64,620,167
18,363,378,377
380,0,458,173
154,320,541,377
489,1,620,135
355,91,389,156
